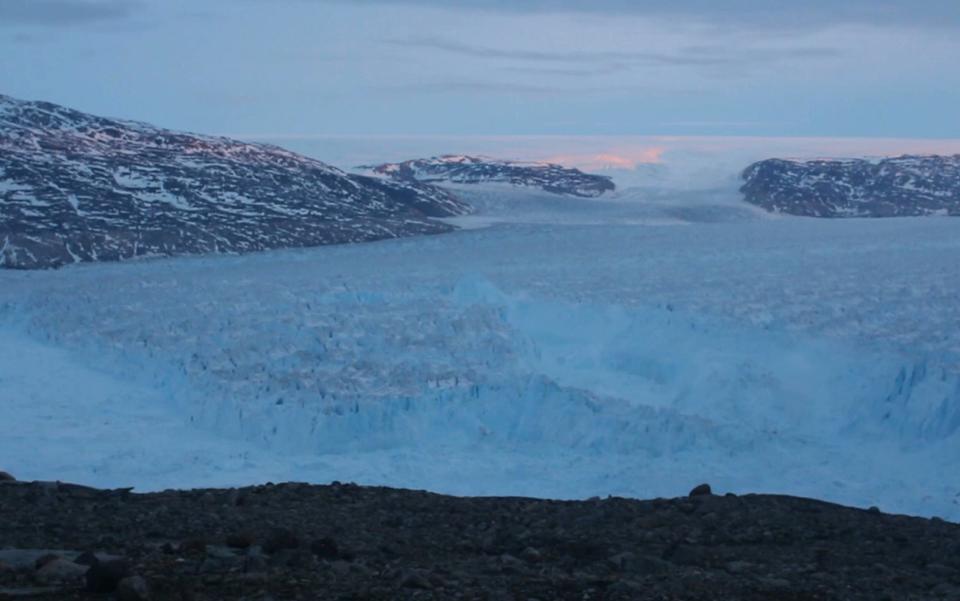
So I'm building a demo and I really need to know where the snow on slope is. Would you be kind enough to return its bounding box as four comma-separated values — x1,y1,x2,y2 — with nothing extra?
364,155,616,198
742,155,960,217
2,212,960,519
0,94,469,269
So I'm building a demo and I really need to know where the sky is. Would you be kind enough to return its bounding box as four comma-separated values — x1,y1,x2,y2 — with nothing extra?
2,0,959,173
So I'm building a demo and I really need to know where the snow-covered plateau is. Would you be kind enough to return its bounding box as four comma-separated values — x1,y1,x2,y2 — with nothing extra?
2,186,959,520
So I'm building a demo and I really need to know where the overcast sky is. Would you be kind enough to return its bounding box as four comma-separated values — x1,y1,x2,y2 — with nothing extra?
2,0,959,141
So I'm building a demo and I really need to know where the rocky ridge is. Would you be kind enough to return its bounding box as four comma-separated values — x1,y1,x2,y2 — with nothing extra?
364,155,616,198
0,94,471,269
741,155,960,217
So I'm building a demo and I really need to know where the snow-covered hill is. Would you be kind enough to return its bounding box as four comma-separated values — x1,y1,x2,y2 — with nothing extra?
741,155,960,217
364,155,616,198
0,94,470,269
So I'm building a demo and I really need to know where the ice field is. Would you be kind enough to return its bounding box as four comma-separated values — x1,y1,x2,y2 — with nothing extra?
2,186,960,519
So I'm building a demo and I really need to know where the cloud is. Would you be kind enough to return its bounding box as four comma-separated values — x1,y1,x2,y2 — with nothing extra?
0,0,137,27
396,81,566,94
659,120,782,129
333,0,960,31
389,35,842,71
502,64,631,77
390,36,731,67
544,149,667,170
374,79,654,96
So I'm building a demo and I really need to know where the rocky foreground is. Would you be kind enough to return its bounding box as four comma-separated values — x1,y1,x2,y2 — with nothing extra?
1,479,958,600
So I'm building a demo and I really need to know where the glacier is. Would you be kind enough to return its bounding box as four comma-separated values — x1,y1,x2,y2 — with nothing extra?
1,186,959,520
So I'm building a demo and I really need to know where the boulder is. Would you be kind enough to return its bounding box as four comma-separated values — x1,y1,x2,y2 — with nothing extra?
85,558,130,593
262,528,300,554
689,483,712,497
225,533,255,549
116,575,150,601
35,558,88,583
310,537,339,560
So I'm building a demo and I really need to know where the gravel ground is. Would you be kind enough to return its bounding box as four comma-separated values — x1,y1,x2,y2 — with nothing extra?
1,479,959,600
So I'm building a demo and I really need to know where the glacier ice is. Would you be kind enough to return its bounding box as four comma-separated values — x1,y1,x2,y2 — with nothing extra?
1,193,960,519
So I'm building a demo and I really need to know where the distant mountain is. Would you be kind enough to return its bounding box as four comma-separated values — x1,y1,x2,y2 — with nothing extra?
0,94,470,269
364,155,616,198
741,155,960,217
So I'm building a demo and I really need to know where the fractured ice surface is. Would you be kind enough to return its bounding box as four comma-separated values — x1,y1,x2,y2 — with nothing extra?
2,196,959,519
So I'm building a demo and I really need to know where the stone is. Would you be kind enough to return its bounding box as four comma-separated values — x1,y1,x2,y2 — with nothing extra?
926,563,957,578
268,549,313,569
606,580,644,596
665,545,707,567
0,550,77,571
521,546,542,563
242,554,269,574
262,528,300,554
607,552,636,571
633,555,672,575
931,583,959,598
758,576,792,590
689,483,712,497
310,537,339,560
116,575,150,601
725,561,757,574
179,538,208,555
73,551,99,566
0,586,63,597
397,569,432,590
225,533,254,549
330,560,351,576
499,554,525,573
198,557,227,575
35,558,88,583
33,554,60,570
205,545,239,560
239,571,268,584
85,558,130,593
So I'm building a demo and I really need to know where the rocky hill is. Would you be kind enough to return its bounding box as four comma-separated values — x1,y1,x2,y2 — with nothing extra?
0,94,470,269
0,479,958,600
741,155,960,217
365,155,616,198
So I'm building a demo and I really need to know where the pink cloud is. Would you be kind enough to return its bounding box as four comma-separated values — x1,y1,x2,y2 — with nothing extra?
542,148,666,171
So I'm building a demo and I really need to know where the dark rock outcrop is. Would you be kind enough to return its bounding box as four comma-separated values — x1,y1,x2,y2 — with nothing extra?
84,558,131,593
0,94,471,269
741,155,960,217
365,155,616,197
688,483,712,497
